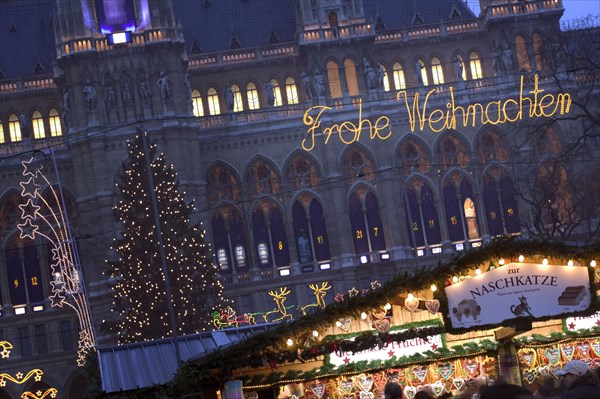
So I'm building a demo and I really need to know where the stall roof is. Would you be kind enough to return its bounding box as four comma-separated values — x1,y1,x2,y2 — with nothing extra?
97,324,272,393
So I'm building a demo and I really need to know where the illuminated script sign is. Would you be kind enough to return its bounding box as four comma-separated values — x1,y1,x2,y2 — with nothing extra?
301,75,572,151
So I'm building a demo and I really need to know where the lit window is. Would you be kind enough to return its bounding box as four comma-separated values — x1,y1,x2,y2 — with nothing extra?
192,89,205,117
257,242,269,265
285,77,299,104
431,57,444,85
8,114,21,142
344,59,359,96
217,248,229,270
469,52,483,80
515,35,531,71
0,120,4,144
247,82,260,110
235,245,246,268
379,64,390,92
271,79,283,106
326,60,341,98
32,111,45,139
48,109,62,137
393,62,406,90
207,87,221,115
464,197,480,240
231,84,244,112
418,59,429,86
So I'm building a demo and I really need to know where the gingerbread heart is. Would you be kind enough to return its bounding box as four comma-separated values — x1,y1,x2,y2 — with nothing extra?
538,365,550,375
371,307,387,320
432,381,444,397
309,383,326,399
359,392,373,399
404,296,420,312
595,268,600,281
437,363,454,379
591,342,600,357
373,318,391,333
359,376,374,392
463,359,480,376
403,386,417,399
339,379,354,394
561,345,575,361
545,348,560,365
425,299,440,315
521,350,535,367
452,378,465,391
523,369,537,384
337,317,352,332
577,342,590,358
412,366,428,383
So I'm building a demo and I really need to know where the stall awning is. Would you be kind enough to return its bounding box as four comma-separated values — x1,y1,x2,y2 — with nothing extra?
98,324,271,393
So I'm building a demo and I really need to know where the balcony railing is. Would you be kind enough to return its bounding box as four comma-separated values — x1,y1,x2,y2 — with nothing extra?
188,43,297,70
300,22,374,45
483,0,563,22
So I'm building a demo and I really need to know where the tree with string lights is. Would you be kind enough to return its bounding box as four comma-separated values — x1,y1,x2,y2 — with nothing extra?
106,132,227,344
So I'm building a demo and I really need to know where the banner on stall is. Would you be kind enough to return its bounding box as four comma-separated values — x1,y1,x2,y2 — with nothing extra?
445,263,591,328
565,311,600,331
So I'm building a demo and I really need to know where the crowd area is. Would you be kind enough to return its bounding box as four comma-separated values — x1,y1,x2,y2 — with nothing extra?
383,360,600,399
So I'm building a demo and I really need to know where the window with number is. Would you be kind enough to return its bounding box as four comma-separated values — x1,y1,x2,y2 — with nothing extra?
5,237,45,307
252,202,290,269
192,89,205,117
349,189,386,255
443,175,480,242
405,180,442,248
285,77,299,105
32,111,45,139
292,199,330,264
483,168,520,236
211,207,248,274
48,109,62,137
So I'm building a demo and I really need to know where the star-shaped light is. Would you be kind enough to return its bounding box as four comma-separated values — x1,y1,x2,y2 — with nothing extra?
371,280,381,290
34,371,42,381
50,279,64,293
16,371,23,380
388,349,395,358
20,177,40,199
51,247,61,262
0,379,5,387
1,349,9,358
334,292,345,302
19,198,40,220
51,390,57,399
49,291,65,308
343,357,351,364
347,287,359,297
18,218,39,240
568,322,576,330
36,390,42,397
22,157,43,178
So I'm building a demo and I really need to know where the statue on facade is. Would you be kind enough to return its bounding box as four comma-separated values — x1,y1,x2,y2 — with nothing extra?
121,76,133,105
453,56,464,81
301,71,315,101
492,44,503,75
264,80,275,107
414,61,424,85
138,71,152,105
183,73,192,101
62,90,71,118
313,67,327,99
157,70,173,102
376,64,385,89
103,78,117,110
502,44,514,73
19,113,29,136
83,80,97,112
225,87,234,111
363,58,377,90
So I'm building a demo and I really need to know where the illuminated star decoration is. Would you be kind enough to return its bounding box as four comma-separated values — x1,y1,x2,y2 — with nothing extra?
20,177,40,199
347,287,359,298
19,199,41,220
371,280,381,290
0,379,5,387
21,388,59,399
21,157,43,178
0,341,13,358
49,291,66,308
334,292,345,302
16,372,23,380
17,218,39,240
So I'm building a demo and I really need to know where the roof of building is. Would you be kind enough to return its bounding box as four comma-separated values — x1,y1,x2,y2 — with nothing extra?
97,324,272,393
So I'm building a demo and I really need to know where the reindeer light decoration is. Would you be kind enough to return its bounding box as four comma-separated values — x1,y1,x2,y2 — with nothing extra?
301,281,331,315
263,287,293,323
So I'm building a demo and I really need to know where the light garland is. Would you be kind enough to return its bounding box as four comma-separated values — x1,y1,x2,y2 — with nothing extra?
0,341,13,359
21,388,58,399
17,157,95,366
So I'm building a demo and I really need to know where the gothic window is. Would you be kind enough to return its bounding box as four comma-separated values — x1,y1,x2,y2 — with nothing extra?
207,87,221,115
192,89,205,117
469,52,483,80
292,198,330,264
405,181,442,248
231,84,244,112
0,191,26,242
8,113,21,142
443,175,480,242
251,202,290,269
327,60,342,98
246,158,280,198
206,163,241,205
285,154,320,190
5,237,45,308
247,82,260,110
418,59,429,86
379,64,390,91
437,134,471,172
211,207,248,274
271,79,283,106
32,111,45,139
533,126,562,157
399,139,430,175
0,120,4,143
328,12,338,28
343,148,374,181
532,33,546,71
349,189,386,255
431,57,444,85
477,130,508,163
48,109,62,137
483,168,520,236
515,35,531,71
344,58,359,96
393,62,406,90
285,77,299,105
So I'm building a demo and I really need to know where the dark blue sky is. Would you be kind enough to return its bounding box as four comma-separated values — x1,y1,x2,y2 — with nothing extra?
465,0,599,22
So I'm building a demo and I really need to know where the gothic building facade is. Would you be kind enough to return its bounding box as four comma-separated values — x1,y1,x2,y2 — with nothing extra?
0,0,598,396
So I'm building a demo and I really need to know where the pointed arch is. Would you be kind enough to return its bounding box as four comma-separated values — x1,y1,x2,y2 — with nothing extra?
531,32,547,71
291,194,330,264
212,205,248,274
343,57,359,96
431,56,445,85
191,89,205,117
230,83,244,112
326,60,342,98
340,143,376,181
404,177,442,248
348,184,386,255
31,110,45,139
284,151,322,190
8,113,21,142
469,51,483,79
0,189,26,241
4,233,45,307
246,81,260,110
285,76,299,105
515,35,531,71
244,155,281,198
251,198,290,269
207,86,221,115
434,131,471,171
48,108,62,136
378,63,391,92
397,136,432,176
533,125,563,158
417,58,429,86
392,61,406,90
442,172,480,242
482,165,520,236
475,127,509,163
206,162,241,205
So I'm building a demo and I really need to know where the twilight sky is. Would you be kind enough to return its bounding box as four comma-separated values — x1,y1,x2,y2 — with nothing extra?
466,0,600,22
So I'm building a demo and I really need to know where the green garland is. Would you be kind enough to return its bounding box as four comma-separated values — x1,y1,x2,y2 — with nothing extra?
513,326,600,347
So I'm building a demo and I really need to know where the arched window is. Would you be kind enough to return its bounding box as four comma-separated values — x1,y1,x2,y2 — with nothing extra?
469,52,483,80
207,87,221,115
399,139,430,175
5,237,45,309
206,163,241,205
515,35,531,71
247,82,260,110
0,120,5,144
327,60,342,98
437,134,471,172
379,64,390,91
443,176,480,243
343,148,374,181
271,79,283,106
8,114,21,142
285,154,320,190
431,57,444,85
285,77,299,105
349,189,386,256
48,109,62,137
454,54,467,81
211,207,248,274
252,202,290,268
483,168,520,236
405,181,442,248
344,58,359,96
246,158,280,198
32,111,45,139
393,62,406,90
192,89,205,117
477,130,509,163
532,33,546,71
292,198,330,264
231,84,244,112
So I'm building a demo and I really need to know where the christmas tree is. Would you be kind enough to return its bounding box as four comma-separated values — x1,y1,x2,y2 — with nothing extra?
107,132,226,343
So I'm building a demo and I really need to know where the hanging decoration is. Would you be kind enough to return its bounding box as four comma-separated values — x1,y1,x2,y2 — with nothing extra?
17,156,95,366
0,369,44,386
0,341,13,359
263,287,294,323
301,282,332,315
21,389,58,399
